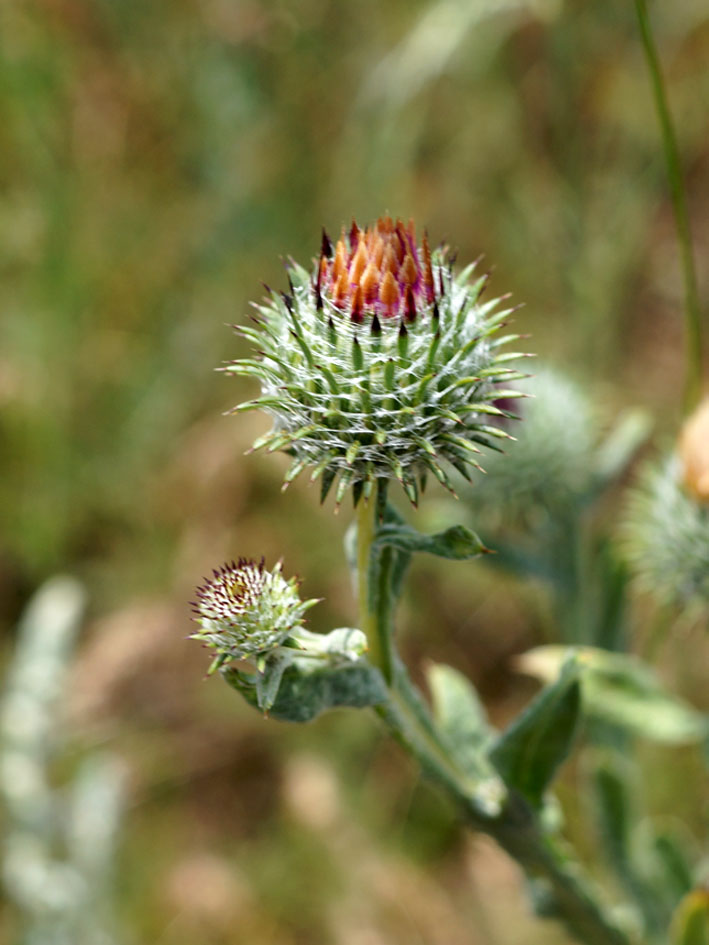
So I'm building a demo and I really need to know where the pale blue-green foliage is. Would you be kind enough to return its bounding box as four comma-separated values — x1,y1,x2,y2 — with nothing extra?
225,253,525,506
465,367,598,524
0,579,125,945
624,456,709,607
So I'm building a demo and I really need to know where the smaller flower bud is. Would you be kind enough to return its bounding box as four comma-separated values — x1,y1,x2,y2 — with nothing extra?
191,559,319,670
679,398,709,503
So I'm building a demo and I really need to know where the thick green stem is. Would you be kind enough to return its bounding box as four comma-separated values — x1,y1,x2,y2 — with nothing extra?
357,505,633,945
356,498,394,683
378,690,632,945
634,0,704,413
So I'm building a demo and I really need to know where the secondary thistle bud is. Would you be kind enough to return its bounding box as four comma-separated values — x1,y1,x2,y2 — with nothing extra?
679,398,709,503
191,559,319,670
624,455,709,608
225,216,528,507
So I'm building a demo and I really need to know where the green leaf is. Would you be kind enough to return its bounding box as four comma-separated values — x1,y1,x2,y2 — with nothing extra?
426,662,495,778
488,657,581,809
593,758,632,874
374,521,490,560
592,757,665,931
517,646,707,745
671,891,709,945
652,831,695,902
425,663,506,813
223,627,387,721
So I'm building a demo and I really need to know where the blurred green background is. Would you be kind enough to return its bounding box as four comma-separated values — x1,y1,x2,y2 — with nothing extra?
1,1,708,943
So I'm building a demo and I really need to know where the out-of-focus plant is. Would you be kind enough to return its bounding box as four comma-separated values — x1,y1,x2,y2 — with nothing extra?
624,402,709,612
188,214,707,945
0,578,125,945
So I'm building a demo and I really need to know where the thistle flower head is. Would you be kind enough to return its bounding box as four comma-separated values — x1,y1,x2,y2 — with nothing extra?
316,216,436,321
225,216,528,508
464,368,597,525
624,456,709,608
191,559,319,667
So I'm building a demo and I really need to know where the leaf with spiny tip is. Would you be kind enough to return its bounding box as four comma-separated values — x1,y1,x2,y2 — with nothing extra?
226,397,282,415
320,467,337,504
321,228,333,259
426,326,441,364
250,430,282,452
478,424,516,440
448,375,482,391
414,373,436,404
477,366,523,380
352,336,364,371
310,452,337,482
346,440,361,465
287,424,321,443
439,408,464,425
495,351,535,364
362,474,374,501
384,360,396,390
482,389,528,401
220,361,267,377
376,478,388,521
402,473,419,507
335,468,354,507
422,457,458,497
397,322,409,360
457,403,518,419
266,434,295,453
440,433,482,455
327,317,337,349
392,459,405,483
315,363,340,394
413,435,437,457
468,433,505,453
455,261,479,286
282,460,308,490
448,454,474,483
288,328,316,369
491,333,526,348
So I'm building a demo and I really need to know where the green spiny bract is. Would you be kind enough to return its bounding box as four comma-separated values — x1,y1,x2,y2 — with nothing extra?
223,217,529,508
191,559,319,670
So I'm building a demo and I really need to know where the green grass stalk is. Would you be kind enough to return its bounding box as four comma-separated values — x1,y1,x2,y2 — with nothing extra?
634,0,704,412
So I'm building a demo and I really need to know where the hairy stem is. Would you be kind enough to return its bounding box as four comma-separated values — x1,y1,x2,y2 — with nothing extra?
634,0,704,412
356,498,394,682
357,508,633,945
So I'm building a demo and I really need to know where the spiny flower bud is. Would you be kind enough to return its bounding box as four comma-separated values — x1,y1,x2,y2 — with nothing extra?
225,216,529,508
464,368,596,524
624,456,709,608
679,398,709,503
191,559,319,670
